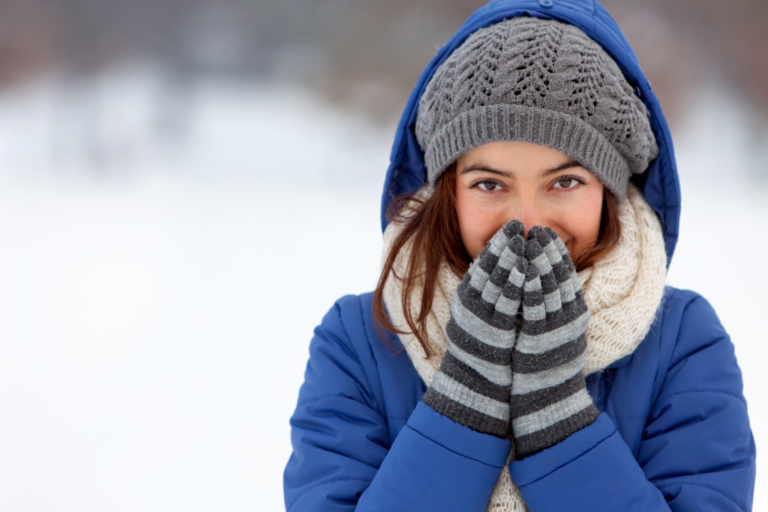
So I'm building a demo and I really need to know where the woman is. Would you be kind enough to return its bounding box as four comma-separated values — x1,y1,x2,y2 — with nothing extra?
284,1,756,511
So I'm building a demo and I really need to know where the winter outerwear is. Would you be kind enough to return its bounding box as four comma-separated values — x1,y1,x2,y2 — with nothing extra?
284,0,756,510
415,17,658,201
284,290,755,511
422,221,527,439
511,227,599,458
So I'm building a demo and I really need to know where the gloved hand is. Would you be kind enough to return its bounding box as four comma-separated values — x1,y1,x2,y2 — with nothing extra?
510,226,599,457
423,220,528,438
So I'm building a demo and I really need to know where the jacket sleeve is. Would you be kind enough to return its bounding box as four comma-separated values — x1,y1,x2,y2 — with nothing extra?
284,295,511,512
508,294,756,511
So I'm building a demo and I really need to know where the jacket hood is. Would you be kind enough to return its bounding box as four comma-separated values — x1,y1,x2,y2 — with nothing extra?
380,0,681,265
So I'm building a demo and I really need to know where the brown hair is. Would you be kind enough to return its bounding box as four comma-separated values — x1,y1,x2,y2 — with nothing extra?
372,164,621,357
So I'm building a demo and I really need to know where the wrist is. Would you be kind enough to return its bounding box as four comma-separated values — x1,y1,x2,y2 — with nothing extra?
512,385,599,458
423,373,510,438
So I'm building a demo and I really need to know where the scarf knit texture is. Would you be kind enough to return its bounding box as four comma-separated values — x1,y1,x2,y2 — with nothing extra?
381,183,667,511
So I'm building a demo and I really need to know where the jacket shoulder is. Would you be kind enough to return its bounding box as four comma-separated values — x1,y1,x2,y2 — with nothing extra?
314,292,382,355
659,286,728,343
315,292,378,343
662,285,708,305
655,286,744,401
657,286,726,346
301,292,397,407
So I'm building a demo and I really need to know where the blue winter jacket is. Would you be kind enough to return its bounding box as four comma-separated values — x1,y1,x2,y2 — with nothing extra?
284,1,756,510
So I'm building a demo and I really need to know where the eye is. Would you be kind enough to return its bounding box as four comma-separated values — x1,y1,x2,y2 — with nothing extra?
552,176,584,190
473,179,504,192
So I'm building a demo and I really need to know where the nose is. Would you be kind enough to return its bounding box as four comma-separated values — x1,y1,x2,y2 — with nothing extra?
510,195,545,238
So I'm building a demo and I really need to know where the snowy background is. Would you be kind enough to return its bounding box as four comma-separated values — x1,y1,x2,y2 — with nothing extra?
0,66,766,511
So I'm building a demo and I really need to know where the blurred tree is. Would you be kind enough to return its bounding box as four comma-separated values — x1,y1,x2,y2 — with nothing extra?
0,0,765,123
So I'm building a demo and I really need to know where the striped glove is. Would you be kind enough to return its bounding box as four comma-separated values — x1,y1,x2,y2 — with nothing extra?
511,226,599,458
423,220,528,438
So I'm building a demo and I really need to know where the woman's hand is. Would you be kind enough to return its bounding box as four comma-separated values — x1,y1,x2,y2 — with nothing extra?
423,219,528,438
510,226,599,457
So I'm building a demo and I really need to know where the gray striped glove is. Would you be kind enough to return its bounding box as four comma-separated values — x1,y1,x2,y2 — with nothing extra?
510,226,599,458
423,220,528,438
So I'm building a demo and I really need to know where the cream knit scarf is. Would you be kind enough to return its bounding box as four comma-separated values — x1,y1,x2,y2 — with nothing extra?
381,183,667,511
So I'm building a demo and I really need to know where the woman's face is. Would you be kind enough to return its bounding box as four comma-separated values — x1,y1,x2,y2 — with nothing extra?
455,141,604,260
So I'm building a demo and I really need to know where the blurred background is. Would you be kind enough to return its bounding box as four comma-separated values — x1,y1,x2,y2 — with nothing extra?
0,0,765,510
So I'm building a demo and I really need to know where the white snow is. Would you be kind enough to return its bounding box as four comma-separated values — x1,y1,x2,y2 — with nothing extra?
0,69,765,510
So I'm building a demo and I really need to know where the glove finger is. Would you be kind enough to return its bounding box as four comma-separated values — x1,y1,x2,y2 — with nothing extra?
544,227,576,272
482,244,517,305
510,231,526,256
455,232,526,334
522,263,545,326
525,230,547,270
543,235,572,288
495,250,527,318
541,227,582,305
527,237,561,316
533,226,563,269
468,223,515,293
501,219,525,239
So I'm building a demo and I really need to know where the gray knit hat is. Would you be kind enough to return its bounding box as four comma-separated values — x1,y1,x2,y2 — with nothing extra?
415,17,659,202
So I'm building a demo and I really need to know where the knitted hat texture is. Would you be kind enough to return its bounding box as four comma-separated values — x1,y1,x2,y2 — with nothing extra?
415,17,659,201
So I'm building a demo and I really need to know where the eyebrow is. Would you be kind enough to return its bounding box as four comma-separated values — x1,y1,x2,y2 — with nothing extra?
542,160,583,176
459,160,583,177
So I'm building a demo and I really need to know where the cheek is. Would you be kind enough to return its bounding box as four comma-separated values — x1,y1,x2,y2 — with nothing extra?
455,187,504,260
560,188,604,255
